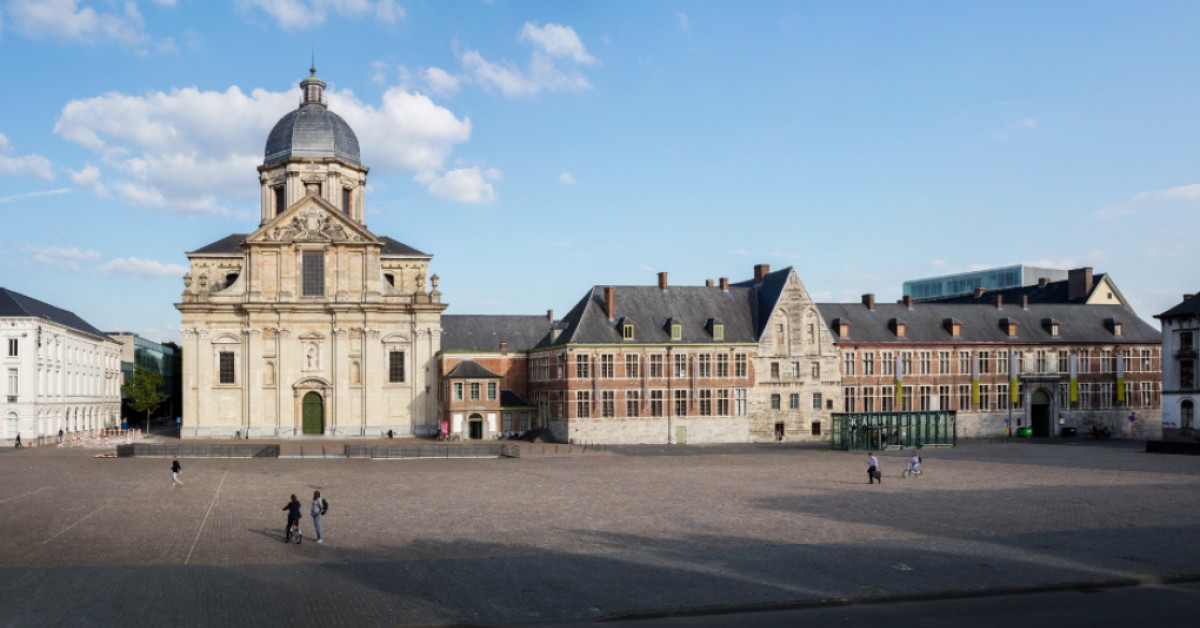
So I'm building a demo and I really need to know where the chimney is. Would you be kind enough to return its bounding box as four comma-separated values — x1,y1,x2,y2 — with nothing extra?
993,294,1003,309
1038,277,1050,287
973,287,987,298
1185,294,1195,302
658,272,669,291
547,309,554,324
1021,295,1029,310
754,263,770,285
705,279,714,288
604,286,615,321
719,277,729,292
863,293,875,310
902,295,913,309
499,341,508,353
1068,267,1094,301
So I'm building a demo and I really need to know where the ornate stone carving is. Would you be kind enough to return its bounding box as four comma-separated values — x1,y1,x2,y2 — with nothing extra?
266,206,362,243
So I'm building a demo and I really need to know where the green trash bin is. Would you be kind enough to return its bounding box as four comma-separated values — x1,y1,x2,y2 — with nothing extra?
1017,427,1033,438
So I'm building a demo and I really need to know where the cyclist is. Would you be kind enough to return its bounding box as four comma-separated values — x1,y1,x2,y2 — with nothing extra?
906,451,922,476
283,494,303,543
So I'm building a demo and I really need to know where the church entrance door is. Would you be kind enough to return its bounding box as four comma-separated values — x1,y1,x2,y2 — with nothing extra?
302,392,324,435
468,414,483,440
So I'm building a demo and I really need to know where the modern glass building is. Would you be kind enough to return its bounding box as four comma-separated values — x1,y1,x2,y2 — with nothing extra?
107,333,179,424
903,265,1069,301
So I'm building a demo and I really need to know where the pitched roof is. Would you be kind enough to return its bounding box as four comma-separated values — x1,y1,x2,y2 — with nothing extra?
553,284,757,346
444,360,502,379
1157,292,1200,319
0,288,111,340
500,389,533,407
732,266,792,339
187,233,428,257
815,302,1159,344
441,315,551,352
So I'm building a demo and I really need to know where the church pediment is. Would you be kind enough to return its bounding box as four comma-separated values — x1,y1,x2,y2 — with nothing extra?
247,195,379,246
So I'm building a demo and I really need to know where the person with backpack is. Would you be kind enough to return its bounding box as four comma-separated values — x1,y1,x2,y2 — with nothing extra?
311,490,328,544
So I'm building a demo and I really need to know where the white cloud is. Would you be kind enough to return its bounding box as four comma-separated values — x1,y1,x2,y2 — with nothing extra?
416,167,500,204
0,189,70,205
931,259,947,268
519,22,596,64
460,22,598,98
150,0,178,6
559,171,576,185
101,257,188,277
236,0,402,30
423,67,461,96
7,0,150,47
54,82,471,213
0,133,54,179
24,245,101,271
1099,183,1200,219
675,12,689,32
71,164,109,197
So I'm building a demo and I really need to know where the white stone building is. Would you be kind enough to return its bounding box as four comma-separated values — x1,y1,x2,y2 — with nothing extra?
1156,292,1199,436
1,288,122,445
176,69,445,439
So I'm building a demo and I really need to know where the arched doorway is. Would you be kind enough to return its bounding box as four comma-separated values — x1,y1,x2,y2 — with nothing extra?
1031,389,1051,437
1182,400,1195,434
302,392,324,435
468,413,483,440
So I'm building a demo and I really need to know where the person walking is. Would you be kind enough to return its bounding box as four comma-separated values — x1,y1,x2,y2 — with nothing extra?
868,452,881,484
57,428,64,445
14,433,21,448
171,457,183,487
283,494,302,543
311,490,327,544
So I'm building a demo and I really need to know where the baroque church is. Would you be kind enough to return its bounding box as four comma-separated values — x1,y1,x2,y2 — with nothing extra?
176,69,445,438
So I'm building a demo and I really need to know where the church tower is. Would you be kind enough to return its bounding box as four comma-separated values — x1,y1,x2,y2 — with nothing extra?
177,69,446,439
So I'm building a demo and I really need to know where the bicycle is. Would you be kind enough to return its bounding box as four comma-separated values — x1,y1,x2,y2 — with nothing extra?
903,465,922,478
287,520,302,544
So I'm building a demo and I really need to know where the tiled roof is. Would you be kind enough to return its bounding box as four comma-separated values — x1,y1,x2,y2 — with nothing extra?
380,236,428,257
732,266,792,339
553,284,757,346
815,302,1160,344
441,315,551,352
500,389,533,407
0,288,111,340
444,360,502,379
1157,292,1200,319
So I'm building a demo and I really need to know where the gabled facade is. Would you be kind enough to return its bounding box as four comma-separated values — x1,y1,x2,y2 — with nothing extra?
1156,292,1200,435
177,70,445,439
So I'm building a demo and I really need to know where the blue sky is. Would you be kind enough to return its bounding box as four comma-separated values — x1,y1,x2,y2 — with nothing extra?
1,0,1197,343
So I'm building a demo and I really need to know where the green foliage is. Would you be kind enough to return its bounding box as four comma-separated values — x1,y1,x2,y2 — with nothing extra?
122,365,168,431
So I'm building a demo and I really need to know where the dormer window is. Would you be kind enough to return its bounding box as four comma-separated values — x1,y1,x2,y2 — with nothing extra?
1000,317,1018,338
1106,318,1123,337
707,318,725,341
619,317,636,341
943,318,961,337
833,318,850,339
665,317,683,341
1042,318,1060,337
890,318,906,338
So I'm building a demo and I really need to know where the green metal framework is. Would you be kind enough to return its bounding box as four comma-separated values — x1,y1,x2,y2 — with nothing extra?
831,411,956,451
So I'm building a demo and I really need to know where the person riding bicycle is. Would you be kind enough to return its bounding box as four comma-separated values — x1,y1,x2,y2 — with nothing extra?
283,494,303,543
907,451,922,475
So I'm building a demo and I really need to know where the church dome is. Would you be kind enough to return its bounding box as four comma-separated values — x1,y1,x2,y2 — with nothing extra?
263,68,361,166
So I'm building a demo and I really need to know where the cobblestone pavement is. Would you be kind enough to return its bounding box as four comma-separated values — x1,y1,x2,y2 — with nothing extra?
0,441,1198,626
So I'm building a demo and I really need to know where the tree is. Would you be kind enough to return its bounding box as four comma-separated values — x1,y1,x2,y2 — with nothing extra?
123,365,169,434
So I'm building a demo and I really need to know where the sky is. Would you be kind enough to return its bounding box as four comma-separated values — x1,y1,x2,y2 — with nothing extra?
1,0,1198,344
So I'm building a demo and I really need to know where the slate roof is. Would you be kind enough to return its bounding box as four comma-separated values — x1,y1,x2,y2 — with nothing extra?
441,315,552,352
0,288,111,341
552,284,758,346
264,104,361,166
187,233,427,257
1157,292,1200,319
732,266,793,339
815,302,1160,345
444,360,501,379
920,273,1113,306
500,389,533,407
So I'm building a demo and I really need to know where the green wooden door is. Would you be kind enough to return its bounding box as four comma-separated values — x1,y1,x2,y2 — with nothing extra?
302,392,324,435
675,426,687,444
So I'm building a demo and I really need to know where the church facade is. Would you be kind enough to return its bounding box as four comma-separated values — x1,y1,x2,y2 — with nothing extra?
176,70,444,439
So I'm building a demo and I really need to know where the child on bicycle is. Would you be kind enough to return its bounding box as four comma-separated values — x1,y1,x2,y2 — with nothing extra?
283,494,303,543
907,451,922,475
